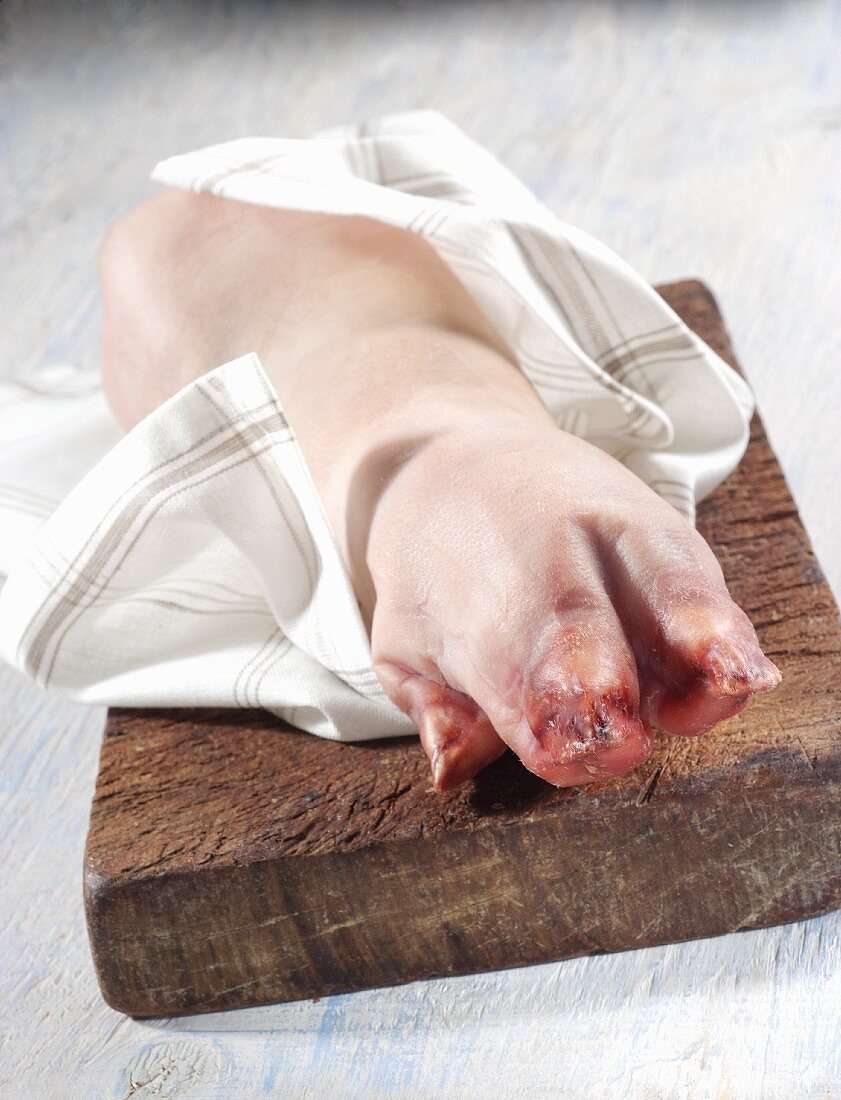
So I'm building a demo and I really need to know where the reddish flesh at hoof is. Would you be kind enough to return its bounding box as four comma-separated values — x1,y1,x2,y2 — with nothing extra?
515,690,653,786
506,609,653,786
374,663,507,791
639,622,783,737
597,530,782,739
415,700,508,791
377,599,781,790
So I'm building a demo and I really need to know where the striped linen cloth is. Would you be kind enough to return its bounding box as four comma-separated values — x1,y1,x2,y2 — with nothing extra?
0,110,754,741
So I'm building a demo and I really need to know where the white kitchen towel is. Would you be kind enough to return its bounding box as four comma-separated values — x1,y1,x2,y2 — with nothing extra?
0,109,755,741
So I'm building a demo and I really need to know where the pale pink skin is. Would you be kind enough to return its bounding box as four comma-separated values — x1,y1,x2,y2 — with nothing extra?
99,191,781,792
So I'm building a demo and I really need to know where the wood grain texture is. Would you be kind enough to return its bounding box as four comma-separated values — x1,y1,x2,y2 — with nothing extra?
4,2,841,1096
83,281,841,1018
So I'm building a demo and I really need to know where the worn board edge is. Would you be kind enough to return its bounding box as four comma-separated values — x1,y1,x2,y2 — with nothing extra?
85,767,841,1017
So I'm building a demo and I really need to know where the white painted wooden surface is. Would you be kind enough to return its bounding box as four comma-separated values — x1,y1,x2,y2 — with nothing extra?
2,1,840,1096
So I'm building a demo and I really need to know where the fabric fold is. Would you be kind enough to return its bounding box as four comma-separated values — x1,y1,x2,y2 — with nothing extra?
1,356,407,739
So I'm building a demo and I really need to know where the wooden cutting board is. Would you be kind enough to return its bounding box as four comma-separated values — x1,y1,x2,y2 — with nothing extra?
84,280,841,1018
